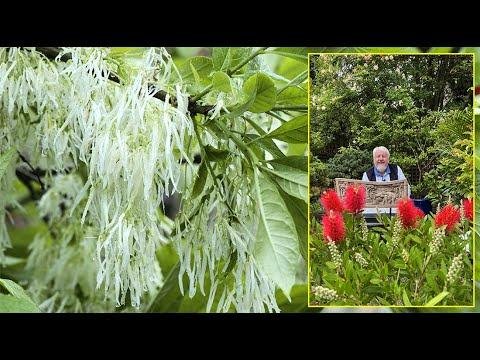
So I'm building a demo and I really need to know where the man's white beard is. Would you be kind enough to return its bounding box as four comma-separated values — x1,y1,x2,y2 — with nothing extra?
375,163,387,173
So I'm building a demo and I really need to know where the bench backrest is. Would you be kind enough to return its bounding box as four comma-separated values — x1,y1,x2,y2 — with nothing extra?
334,178,409,208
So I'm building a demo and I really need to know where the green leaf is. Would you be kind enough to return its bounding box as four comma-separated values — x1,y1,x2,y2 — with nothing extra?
264,115,307,143
265,48,308,64
402,289,412,306
204,145,230,161
325,261,337,270
267,156,308,172
277,185,308,261
156,243,179,279
222,250,238,279
212,48,251,72
245,134,285,159
424,291,450,306
260,162,307,201
0,278,33,302
370,278,382,285
0,294,40,313
243,72,277,113
243,117,286,159
0,278,39,312
276,87,307,106
211,71,232,93
392,260,407,269
276,284,316,312
191,162,208,200
177,57,213,83
0,147,16,181
147,263,183,312
253,169,300,297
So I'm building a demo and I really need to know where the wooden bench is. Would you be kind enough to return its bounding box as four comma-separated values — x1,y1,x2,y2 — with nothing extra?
334,178,409,227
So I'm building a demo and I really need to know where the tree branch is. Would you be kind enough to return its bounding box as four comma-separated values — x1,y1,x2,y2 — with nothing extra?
17,151,45,192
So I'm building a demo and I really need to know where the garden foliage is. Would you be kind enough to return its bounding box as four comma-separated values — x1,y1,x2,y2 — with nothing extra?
310,186,473,306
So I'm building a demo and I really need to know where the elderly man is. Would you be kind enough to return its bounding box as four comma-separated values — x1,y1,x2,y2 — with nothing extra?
362,146,407,182
362,146,409,215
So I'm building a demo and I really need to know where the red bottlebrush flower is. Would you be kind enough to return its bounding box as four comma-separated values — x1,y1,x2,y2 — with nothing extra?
322,210,346,243
435,204,461,233
462,198,473,222
343,184,366,214
397,198,424,229
320,189,344,213
475,86,480,95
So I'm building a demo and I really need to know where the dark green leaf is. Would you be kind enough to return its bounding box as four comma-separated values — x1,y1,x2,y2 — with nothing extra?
191,162,207,200
223,251,237,279
277,187,308,261
147,263,183,312
205,145,230,161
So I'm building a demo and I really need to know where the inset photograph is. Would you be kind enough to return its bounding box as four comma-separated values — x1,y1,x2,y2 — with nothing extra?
308,53,474,307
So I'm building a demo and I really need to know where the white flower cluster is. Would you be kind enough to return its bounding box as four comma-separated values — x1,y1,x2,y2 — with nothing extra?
446,253,463,286
391,219,402,248
360,217,368,242
354,252,368,268
0,47,191,307
326,240,342,269
173,159,279,313
430,227,445,256
312,285,338,302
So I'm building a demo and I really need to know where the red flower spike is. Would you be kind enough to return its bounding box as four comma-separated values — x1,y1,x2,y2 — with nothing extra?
397,198,424,229
435,204,461,233
320,189,344,213
322,210,346,243
343,184,366,214
462,198,473,222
